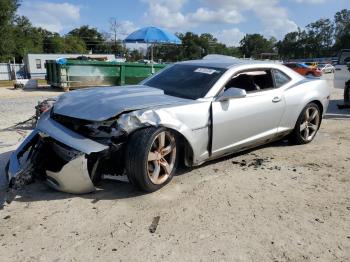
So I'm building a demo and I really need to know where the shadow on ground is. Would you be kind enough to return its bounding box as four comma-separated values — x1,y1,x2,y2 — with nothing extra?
6,87,63,93
325,99,350,119
0,139,293,208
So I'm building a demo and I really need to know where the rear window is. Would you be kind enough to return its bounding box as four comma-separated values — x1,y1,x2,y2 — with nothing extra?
143,64,226,99
272,69,291,88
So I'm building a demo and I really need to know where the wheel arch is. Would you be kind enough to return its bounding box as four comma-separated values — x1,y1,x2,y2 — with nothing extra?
128,125,195,167
309,99,324,116
167,127,195,167
294,99,324,126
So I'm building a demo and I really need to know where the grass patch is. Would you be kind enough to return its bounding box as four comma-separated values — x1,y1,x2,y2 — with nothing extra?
0,80,13,87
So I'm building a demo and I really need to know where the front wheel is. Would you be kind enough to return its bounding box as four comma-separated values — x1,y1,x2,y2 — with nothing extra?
289,103,321,144
126,127,178,192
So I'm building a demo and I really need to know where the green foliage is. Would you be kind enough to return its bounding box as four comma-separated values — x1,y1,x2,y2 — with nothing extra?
277,10,350,59
63,36,87,53
0,0,20,61
239,34,275,58
0,0,349,63
152,32,241,62
334,9,350,49
68,25,106,53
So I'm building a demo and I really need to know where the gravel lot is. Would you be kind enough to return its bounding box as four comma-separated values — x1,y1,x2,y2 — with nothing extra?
0,69,350,262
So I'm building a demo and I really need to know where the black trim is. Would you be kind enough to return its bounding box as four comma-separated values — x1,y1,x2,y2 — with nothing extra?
215,67,279,98
208,103,213,157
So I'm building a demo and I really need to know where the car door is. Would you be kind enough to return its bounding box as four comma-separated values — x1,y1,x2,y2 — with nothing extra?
211,69,286,157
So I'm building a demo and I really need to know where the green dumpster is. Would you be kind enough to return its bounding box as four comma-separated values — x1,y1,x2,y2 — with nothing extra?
45,60,167,90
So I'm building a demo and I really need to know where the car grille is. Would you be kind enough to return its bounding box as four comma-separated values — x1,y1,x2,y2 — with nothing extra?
51,113,92,137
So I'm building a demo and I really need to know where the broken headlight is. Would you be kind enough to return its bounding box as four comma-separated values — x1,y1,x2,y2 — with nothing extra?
84,120,123,139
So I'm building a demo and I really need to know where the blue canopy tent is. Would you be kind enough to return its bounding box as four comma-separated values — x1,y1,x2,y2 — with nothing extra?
124,26,182,72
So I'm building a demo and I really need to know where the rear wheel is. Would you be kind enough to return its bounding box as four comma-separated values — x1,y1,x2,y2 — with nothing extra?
290,103,321,144
126,127,178,192
5,161,9,182
344,82,350,103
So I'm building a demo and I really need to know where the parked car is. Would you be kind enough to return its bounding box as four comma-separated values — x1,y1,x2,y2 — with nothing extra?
304,62,318,69
6,56,330,195
317,63,335,73
283,62,322,77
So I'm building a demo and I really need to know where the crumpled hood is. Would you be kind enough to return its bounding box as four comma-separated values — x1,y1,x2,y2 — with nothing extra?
53,85,191,121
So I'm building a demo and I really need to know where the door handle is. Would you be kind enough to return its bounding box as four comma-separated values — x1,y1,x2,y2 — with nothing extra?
272,96,282,103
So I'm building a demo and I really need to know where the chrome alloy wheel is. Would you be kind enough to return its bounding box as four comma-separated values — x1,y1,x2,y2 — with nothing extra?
147,131,176,185
300,106,320,141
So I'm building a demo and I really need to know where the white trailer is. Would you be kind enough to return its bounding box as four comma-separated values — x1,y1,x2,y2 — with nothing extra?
23,53,116,79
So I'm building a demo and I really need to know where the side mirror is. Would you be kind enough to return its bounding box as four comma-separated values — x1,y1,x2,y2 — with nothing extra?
216,87,247,101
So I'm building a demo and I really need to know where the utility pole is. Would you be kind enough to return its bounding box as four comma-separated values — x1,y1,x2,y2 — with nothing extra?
109,17,121,57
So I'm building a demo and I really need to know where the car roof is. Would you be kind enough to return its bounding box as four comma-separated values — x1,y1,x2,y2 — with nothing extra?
177,57,274,69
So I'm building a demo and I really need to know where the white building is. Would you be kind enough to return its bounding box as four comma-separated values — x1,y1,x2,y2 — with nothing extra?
24,53,116,79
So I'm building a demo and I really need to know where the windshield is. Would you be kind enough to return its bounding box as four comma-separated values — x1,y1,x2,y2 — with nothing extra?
143,64,226,99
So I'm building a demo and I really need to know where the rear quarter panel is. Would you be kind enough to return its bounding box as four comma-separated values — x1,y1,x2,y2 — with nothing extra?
279,78,330,131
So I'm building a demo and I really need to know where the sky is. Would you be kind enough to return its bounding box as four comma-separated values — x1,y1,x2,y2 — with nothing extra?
18,0,350,47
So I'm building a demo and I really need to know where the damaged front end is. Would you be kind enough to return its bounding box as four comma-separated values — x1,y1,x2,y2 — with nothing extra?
6,110,119,201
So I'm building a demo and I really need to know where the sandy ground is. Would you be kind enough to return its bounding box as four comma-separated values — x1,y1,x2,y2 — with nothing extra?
0,70,350,262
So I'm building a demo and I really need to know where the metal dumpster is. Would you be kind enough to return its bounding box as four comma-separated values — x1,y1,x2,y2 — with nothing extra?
45,60,166,90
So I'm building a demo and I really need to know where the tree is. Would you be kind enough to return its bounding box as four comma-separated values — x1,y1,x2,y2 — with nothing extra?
109,18,124,56
334,9,350,49
276,31,299,59
63,35,86,53
0,0,20,61
239,34,274,58
43,35,64,53
12,16,44,60
68,25,105,53
306,18,334,57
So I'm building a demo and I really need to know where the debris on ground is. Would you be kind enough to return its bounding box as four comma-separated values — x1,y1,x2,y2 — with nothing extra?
232,157,281,171
6,162,35,204
124,221,132,229
149,216,160,233
0,98,56,134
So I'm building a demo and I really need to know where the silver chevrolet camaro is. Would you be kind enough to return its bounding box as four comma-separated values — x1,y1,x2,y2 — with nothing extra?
6,56,330,194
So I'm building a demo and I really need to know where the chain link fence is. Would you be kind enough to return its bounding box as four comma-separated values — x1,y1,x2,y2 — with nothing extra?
0,63,27,81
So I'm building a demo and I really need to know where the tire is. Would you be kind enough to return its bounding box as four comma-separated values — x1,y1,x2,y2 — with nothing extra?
5,161,10,182
290,102,321,145
344,83,350,103
125,127,178,192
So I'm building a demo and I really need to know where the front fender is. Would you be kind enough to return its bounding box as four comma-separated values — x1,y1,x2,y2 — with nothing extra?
117,102,212,165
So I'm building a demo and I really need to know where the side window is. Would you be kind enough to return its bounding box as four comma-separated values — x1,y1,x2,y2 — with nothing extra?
272,69,291,88
36,59,42,69
225,69,275,93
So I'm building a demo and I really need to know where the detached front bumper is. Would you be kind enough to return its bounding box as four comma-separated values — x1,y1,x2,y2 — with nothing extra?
7,111,108,194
